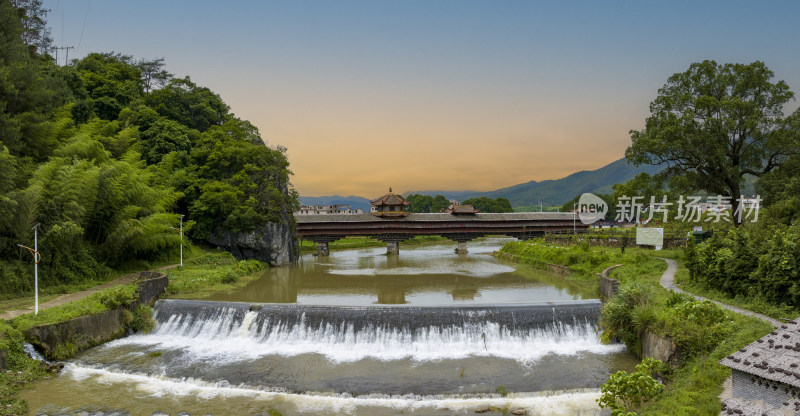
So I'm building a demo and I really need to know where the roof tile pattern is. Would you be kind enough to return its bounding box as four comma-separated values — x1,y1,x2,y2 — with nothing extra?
721,318,800,389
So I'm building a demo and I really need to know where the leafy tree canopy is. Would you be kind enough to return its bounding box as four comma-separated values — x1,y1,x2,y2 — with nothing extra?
0,0,297,295
461,196,514,213
627,60,800,224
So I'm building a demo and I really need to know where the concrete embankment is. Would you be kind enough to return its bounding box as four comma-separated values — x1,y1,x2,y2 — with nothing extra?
23,272,168,360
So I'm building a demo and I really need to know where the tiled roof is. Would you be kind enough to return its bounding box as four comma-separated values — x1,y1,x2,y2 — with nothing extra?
450,204,479,214
720,398,784,415
370,192,410,206
296,212,577,223
720,318,800,388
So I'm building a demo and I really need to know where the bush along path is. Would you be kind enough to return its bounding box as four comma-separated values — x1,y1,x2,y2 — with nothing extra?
658,258,782,328
0,264,178,321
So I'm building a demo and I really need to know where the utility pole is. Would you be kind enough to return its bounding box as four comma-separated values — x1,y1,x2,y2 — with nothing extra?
179,215,184,267
573,202,577,234
172,215,185,267
34,223,38,314
17,224,41,315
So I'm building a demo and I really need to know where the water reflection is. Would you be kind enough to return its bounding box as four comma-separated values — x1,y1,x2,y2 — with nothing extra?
202,238,598,305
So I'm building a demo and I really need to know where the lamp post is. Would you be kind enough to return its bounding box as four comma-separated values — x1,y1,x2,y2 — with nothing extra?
180,215,184,267
573,202,577,234
172,215,185,267
17,223,41,315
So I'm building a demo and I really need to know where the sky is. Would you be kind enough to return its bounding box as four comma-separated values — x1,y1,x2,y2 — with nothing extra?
43,0,800,198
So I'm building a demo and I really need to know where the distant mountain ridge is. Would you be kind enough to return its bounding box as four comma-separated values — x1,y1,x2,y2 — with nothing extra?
405,158,661,207
298,195,372,212
300,158,661,210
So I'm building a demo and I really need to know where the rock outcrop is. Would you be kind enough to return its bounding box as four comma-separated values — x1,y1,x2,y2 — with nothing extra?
208,221,298,266
641,331,682,368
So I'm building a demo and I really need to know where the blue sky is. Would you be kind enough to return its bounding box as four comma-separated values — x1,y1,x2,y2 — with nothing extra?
44,1,800,196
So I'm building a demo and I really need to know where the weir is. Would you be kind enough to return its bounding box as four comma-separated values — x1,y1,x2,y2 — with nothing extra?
154,298,602,335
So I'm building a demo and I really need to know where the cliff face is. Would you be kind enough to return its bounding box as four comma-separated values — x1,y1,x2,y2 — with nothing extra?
208,221,298,266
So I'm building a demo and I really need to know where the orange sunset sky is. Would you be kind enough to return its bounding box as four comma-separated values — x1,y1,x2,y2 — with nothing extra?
45,1,800,197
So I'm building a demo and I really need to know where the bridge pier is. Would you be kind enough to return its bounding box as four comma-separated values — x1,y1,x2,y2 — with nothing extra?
317,242,330,257
456,241,468,255
375,234,414,256
442,233,483,255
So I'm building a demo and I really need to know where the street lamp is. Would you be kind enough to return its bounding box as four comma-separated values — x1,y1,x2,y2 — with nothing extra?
17,223,41,315
172,215,185,267
573,202,577,234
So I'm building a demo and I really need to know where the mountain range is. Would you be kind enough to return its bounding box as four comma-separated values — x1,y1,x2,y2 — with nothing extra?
300,157,661,210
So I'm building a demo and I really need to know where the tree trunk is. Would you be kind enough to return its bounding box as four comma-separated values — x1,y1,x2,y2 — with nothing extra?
728,181,742,226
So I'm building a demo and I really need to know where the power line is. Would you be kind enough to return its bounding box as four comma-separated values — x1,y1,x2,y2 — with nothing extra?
76,0,90,52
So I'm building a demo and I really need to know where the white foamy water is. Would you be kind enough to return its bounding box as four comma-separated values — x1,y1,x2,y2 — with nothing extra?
60,364,605,415
103,311,624,364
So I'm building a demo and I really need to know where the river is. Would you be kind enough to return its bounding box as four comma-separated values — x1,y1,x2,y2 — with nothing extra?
22,238,636,415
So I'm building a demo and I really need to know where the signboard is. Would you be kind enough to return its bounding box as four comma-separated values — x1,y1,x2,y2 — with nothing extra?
636,227,664,250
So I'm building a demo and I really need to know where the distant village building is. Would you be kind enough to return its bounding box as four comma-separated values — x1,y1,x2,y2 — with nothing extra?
370,188,410,217
447,204,479,214
296,204,363,215
720,317,800,415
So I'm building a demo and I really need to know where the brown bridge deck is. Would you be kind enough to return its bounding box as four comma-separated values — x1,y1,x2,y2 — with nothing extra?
296,212,587,255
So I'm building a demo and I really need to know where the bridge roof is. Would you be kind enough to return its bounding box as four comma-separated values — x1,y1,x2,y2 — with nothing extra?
295,212,576,223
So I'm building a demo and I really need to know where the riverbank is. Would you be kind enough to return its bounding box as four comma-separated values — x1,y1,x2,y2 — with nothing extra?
0,245,266,415
496,239,774,415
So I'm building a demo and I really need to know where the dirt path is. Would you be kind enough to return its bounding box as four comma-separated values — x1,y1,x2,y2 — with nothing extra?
0,264,178,321
658,257,781,327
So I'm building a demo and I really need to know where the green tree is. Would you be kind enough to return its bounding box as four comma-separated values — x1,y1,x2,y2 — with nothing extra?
405,194,433,213
597,357,665,416
145,76,229,131
76,53,143,120
462,196,514,213
627,60,800,225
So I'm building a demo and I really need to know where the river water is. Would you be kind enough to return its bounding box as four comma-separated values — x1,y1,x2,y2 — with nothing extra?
22,238,636,415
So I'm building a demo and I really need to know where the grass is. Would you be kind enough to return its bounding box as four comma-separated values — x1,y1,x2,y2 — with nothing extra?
0,244,208,313
162,251,267,299
299,235,449,253
10,284,138,332
674,268,800,321
0,323,50,416
498,239,774,415
640,311,772,415
498,239,678,284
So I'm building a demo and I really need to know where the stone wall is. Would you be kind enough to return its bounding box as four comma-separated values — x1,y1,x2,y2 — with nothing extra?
25,308,125,359
731,369,800,409
208,221,298,266
24,272,169,360
598,265,621,299
136,273,169,305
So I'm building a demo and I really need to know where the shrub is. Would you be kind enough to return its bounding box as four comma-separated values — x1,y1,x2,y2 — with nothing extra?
600,282,656,355
98,284,137,309
221,271,238,284
598,357,665,415
130,304,155,333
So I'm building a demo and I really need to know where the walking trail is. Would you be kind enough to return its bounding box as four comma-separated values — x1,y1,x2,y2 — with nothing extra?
0,264,178,321
657,257,781,402
658,257,782,327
